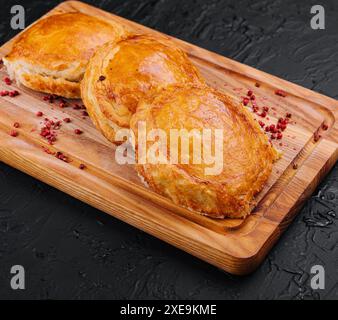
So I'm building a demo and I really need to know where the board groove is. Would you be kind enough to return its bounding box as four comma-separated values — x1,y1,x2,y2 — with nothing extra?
0,1,337,275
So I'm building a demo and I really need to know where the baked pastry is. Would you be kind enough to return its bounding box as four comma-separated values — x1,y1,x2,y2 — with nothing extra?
130,85,279,219
81,34,205,143
3,12,128,98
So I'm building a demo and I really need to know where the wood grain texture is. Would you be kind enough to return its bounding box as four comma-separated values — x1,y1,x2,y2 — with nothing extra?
0,1,337,275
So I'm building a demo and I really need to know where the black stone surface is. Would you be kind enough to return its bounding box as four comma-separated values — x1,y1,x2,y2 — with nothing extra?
0,0,337,300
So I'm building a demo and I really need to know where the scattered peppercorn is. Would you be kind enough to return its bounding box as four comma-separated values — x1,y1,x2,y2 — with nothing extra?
8,90,19,97
9,130,18,137
99,75,106,81
314,132,321,142
239,88,292,143
53,120,62,130
3,77,12,85
42,146,55,155
293,163,298,170
322,123,328,131
269,124,276,133
258,120,265,128
55,151,69,162
13,122,20,128
40,118,61,145
63,117,71,123
59,101,67,108
74,129,83,135
242,97,249,106
275,89,287,97
48,95,55,103
36,111,43,117
79,164,86,170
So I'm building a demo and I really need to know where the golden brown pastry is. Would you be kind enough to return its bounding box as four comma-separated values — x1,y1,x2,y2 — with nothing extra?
3,12,128,98
81,34,205,143
130,85,279,219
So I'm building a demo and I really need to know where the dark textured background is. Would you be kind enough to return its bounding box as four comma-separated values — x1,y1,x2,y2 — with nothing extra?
0,0,337,300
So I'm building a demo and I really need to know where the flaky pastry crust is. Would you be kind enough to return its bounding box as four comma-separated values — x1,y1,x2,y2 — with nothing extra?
3,12,128,98
130,85,279,219
81,34,205,143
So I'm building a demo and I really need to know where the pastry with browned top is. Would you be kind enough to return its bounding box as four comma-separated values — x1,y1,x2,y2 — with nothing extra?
81,34,205,143
130,85,279,218
3,12,128,98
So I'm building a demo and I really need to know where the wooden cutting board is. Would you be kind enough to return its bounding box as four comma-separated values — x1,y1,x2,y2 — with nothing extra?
0,1,337,275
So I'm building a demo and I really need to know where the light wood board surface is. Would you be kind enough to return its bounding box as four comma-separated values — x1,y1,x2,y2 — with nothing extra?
0,1,337,275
